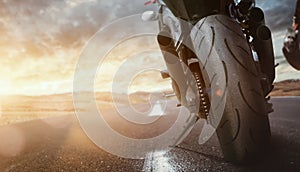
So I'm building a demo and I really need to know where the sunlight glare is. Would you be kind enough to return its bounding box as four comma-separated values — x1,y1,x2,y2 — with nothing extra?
0,80,11,95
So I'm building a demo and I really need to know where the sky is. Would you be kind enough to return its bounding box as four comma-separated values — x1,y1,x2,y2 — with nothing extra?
0,0,298,95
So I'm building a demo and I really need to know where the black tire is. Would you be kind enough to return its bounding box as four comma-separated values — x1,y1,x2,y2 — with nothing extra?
191,15,271,163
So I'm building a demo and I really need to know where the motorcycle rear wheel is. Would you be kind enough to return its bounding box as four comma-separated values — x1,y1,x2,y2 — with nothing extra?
191,15,271,163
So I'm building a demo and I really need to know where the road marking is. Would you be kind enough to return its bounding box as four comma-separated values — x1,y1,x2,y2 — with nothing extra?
142,152,153,172
143,151,176,172
147,101,165,117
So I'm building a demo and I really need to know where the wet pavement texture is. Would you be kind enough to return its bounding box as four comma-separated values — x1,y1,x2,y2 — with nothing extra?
0,97,299,172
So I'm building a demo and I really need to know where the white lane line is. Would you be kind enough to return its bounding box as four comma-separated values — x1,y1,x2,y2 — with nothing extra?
142,152,153,172
147,101,165,117
142,151,176,172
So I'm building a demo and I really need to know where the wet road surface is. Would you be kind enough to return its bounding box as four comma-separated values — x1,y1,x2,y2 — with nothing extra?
0,97,299,172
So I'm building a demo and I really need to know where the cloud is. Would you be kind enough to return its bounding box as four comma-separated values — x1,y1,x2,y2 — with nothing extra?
0,0,297,94
0,0,155,95
257,0,297,32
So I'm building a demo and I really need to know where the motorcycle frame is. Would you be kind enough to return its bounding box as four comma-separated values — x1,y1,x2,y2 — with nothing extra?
157,0,275,101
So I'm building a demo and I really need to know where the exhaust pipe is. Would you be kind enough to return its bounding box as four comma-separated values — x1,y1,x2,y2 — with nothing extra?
249,7,265,34
249,7,275,84
253,25,275,83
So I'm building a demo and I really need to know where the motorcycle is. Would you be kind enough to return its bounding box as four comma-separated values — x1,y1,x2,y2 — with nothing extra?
282,28,300,70
151,0,275,163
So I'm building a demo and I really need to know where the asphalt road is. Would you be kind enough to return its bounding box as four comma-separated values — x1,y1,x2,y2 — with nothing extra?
0,97,299,172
